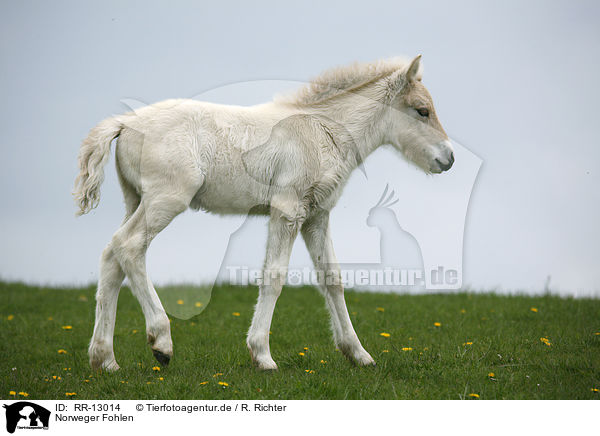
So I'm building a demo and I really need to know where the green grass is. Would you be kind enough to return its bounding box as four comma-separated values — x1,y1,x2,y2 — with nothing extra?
1,281,599,400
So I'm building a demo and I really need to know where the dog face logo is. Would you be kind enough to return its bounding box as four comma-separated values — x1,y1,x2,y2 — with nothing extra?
3,402,50,433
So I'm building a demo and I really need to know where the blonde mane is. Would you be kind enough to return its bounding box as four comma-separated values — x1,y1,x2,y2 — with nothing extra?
276,57,414,106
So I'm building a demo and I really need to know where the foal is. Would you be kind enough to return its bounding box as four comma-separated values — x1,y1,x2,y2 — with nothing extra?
74,55,454,371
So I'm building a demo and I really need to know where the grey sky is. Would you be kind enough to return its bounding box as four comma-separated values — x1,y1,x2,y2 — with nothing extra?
1,1,599,296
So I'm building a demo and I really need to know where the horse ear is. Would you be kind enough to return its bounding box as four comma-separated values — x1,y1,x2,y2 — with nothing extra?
406,54,422,82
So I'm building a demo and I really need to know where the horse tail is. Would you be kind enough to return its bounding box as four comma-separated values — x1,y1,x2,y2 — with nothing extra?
73,116,123,215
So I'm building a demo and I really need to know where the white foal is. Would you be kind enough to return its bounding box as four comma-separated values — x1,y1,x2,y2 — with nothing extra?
74,55,454,371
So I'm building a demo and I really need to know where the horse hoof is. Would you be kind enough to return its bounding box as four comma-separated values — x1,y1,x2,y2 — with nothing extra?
153,350,171,366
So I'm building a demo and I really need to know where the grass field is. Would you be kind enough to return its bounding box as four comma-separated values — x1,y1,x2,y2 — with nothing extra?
1,281,599,400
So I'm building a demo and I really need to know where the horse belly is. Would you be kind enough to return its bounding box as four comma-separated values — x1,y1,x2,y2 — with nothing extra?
190,175,268,215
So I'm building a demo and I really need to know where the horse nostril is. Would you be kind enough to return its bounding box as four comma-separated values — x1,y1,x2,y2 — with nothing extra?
435,158,453,172
449,152,455,165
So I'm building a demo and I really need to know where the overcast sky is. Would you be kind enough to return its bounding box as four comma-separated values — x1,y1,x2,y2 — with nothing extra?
1,0,599,296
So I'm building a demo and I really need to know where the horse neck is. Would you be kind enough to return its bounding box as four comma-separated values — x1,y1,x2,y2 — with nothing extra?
302,95,388,170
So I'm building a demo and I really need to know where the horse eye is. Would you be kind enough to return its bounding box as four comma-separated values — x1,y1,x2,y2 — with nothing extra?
416,107,429,117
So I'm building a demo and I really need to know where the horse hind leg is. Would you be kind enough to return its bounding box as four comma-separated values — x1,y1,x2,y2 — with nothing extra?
110,178,201,366
89,176,140,371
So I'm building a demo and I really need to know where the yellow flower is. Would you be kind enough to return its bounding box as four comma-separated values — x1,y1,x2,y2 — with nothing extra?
7,315,14,321
57,349,67,354
423,347,429,351
158,377,164,381
9,391,16,395
232,312,240,316
382,350,389,353
460,309,466,314
304,369,315,374
298,352,305,356
152,366,161,371
195,302,203,307
433,322,441,327
540,337,552,346
401,347,413,351
176,299,184,305
218,381,229,387
213,372,223,377
320,360,327,363
488,372,495,377
18,392,29,397
530,307,538,313
199,381,209,385
132,329,138,334
84,379,90,383
65,392,77,397
303,347,309,351
146,382,152,385
463,342,473,346
593,332,600,336
62,325,72,330
591,388,599,393
468,393,480,398
376,307,385,312
47,317,53,321
379,332,391,338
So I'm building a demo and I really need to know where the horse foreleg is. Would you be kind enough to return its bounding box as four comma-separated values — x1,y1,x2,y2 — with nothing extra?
301,209,375,366
247,206,300,370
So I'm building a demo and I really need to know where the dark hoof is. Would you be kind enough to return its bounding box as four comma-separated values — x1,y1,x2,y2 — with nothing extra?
153,350,171,366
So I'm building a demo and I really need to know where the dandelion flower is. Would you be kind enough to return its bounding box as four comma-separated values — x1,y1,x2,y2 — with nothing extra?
303,347,309,351
530,307,538,313
132,329,138,334
460,309,466,314
401,347,413,351
199,381,208,385
232,312,240,317
434,322,441,327
158,377,164,381
540,337,552,346
298,352,305,356
468,393,480,398
62,325,72,330
176,299,184,305
9,391,16,396
320,360,327,364
382,350,389,353
218,381,229,387
152,366,161,372
591,388,599,393
18,392,29,397
84,380,90,383
488,372,495,377
593,332,600,336
7,315,14,321
213,373,223,377
379,332,391,338
376,307,385,312
146,382,152,385
195,302,203,308
304,369,315,374
65,392,77,397
463,342,473,346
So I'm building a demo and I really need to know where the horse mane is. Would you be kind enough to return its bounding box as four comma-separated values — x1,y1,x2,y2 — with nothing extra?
275,57,414,107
